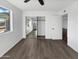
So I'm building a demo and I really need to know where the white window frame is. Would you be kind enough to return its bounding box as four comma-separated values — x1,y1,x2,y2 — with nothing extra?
0,6,13,34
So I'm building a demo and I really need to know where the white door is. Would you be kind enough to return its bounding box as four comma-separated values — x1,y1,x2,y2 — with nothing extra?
51,16,62,39
45,16,62,40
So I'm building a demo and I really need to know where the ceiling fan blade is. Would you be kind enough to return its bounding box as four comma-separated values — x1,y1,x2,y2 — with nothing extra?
38,0,44,5
24,0,30,3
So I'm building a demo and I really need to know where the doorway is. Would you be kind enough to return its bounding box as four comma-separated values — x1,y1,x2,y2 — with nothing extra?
62,14,68,44
37,17,45,39
25,16,45,39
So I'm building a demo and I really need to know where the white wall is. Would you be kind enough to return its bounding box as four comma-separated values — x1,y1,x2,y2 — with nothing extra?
68,1,78,52
59,1,78,52
0,1,23,57
23,11,62,39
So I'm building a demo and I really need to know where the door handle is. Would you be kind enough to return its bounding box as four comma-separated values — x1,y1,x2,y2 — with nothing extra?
52,28,54,30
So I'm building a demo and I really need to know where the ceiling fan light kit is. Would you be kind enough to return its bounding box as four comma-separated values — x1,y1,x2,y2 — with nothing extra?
24,0,44,6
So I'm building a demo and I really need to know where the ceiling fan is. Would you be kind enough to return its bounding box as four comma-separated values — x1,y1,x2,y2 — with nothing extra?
24,0,44,6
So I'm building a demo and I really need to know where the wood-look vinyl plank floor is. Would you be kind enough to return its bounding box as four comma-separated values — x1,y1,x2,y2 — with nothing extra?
0,31,78,59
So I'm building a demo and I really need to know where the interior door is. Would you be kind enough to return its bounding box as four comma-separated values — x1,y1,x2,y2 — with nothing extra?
50,16,62,39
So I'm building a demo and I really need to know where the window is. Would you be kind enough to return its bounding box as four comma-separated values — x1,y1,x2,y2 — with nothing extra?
0,7,11,33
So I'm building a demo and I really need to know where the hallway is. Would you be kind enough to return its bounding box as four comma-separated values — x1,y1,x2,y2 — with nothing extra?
0,31,78,59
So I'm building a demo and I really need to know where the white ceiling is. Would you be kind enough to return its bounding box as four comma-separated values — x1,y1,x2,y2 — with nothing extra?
7,0,77,11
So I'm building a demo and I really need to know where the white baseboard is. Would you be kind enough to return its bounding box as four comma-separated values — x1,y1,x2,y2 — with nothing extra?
0,37,23,57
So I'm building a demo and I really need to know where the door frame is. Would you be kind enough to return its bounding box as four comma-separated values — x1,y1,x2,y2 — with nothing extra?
62,13,68,44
